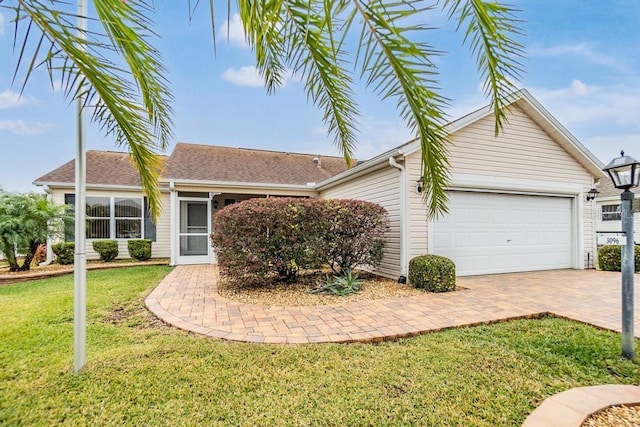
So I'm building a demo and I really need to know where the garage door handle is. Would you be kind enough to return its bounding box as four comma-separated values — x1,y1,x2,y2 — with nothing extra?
507,239,511,243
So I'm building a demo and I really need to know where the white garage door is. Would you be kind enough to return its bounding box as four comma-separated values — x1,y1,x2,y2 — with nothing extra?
433,191,573,276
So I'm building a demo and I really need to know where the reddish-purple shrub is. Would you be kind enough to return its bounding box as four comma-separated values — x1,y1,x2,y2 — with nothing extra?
211,198,389,285
34,244,47,265
319,199,389,273
211,198,323,283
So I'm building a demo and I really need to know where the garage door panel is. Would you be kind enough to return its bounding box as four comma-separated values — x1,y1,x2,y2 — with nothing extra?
433,192,572,276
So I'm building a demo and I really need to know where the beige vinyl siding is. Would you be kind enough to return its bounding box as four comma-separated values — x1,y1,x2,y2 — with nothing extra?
49,188,171,260
319,166,402,279
152,193,171,258
406,154,429,261
583,200,596,268
409,106,596,268
448,107,593,184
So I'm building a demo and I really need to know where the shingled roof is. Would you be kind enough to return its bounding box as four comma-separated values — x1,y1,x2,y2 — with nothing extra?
34,143,351,187
597,176,640,198
34,150,150,187
165,143,349,185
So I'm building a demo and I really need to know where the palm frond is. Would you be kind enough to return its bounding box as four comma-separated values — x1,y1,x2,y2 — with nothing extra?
235,0,288,93
238,0,360,163
349,0,450,217
444,0,525,134
6,0,173,220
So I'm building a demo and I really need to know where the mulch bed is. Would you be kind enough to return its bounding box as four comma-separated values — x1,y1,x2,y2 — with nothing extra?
217,269,436,307
582,404,640,426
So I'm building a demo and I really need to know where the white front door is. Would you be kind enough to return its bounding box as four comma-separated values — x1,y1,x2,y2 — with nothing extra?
177,199,211,264
433,191,573,276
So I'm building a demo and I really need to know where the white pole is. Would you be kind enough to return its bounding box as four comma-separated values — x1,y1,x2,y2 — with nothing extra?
621,189,635,358
74,0,88,373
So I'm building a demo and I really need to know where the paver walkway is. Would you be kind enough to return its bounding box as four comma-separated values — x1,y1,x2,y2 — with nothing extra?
145,265,640,344
522,384,640,427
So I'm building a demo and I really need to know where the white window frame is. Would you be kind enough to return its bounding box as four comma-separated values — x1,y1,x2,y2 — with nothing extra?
602,204,621,222
86,196,145,240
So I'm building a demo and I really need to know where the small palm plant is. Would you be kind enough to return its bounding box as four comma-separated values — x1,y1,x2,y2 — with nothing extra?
310,269,363,296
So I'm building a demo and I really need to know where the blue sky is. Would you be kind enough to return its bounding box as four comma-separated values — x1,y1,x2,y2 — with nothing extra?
1,1,640,193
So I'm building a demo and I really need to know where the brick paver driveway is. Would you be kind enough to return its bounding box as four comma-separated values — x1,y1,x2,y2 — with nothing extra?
145,265,640,344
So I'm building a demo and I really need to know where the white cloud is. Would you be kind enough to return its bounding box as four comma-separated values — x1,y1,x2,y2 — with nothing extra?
0,13,5,36
529,43,625,71
528,81,640,163
568,79,589,96
222,65,298,88
532,81,640,127
0,120,51,135
0,90,36,109
222,66,264,87
218,13,248,48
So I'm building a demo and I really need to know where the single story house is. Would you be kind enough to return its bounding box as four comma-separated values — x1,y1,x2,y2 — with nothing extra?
595,178,640,245
34,89,606,278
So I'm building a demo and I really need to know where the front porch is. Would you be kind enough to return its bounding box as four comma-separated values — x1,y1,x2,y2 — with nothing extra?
169,188,315,266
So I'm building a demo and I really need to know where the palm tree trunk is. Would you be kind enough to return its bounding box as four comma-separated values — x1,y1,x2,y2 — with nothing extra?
17,241,40,271
4,245,20,272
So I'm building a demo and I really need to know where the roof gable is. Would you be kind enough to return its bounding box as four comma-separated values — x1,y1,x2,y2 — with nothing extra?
439,89,606,178
318,89,606,190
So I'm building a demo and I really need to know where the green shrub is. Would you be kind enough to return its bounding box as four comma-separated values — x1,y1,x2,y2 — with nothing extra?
92,240,119,262
409,254,456,292
128,239,152,261
51,242,74,265
598,245,640,272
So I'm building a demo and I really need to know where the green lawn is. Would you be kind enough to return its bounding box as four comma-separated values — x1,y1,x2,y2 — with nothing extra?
1,266,639,426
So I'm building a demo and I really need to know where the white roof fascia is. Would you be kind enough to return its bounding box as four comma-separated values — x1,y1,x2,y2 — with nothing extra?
315,148,406,190
516,89,606,178
398,98,502,158
31,181,166,192
165,178,317,192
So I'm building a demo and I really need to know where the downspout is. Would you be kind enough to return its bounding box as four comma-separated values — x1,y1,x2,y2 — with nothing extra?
169,181,176,266
388,155,408,283
591,179,600,269
40,185,55,266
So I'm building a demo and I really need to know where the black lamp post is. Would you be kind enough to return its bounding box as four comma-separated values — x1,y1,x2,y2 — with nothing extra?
603,150,640,358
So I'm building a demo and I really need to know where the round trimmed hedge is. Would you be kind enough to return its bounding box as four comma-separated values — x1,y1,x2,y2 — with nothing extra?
598,244,640,272
408,254,456,292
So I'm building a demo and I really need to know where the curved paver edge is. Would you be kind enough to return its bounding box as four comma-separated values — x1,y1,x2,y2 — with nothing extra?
522,384,640,427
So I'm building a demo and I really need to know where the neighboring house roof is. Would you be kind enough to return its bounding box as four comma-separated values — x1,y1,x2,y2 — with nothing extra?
164,143,349,185
596,176,640,200
33,150,150,188
34,144,350,188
